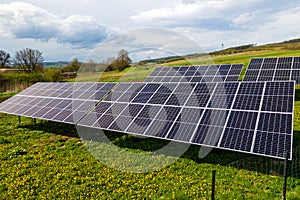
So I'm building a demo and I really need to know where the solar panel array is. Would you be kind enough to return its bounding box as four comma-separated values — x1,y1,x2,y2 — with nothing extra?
0,62,295,160
243,57,300,83
0,82,116,124
144,64,244,83
77,81,294,159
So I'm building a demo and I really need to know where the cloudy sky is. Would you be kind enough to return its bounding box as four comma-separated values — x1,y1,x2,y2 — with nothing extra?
0,0,300,61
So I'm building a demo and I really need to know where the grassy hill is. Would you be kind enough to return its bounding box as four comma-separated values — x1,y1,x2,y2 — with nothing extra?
79,38,300,83
140,38,300,65
1,39,300,199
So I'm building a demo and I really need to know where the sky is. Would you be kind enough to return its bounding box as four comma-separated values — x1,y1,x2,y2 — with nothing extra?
0,0,300,62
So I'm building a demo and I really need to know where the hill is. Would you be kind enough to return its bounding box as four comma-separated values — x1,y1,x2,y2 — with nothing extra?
211,38,300,56
43,61,69,68
139,38,300,66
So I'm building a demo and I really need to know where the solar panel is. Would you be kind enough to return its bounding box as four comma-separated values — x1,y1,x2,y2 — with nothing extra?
243,56,300,83
0,81,294,159
145,64,243,83
0,82,116,124
77,81,294,160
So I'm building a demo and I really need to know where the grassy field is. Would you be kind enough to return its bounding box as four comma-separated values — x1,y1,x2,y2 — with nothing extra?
1,113,300,199
1,49,300,199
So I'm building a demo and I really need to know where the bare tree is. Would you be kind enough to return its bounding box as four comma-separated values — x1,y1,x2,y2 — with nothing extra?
81,59,97,72
0,50,10,68
14,48,44,73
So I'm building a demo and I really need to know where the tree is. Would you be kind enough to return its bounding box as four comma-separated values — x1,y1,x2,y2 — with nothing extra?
107,49,132,71
14,48,44,73
0,50,10,68
81,59,97,72
62,58,81,72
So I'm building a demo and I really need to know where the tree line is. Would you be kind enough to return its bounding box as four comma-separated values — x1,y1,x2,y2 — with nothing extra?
0,48,132,73
0,48,44,72
0,48,131,93
0,48,132,93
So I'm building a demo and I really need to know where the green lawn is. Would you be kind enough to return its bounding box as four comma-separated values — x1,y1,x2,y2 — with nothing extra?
1,114,300,199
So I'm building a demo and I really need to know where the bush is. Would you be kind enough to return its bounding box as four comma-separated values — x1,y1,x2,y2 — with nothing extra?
0,72,62,93
44,68,63,82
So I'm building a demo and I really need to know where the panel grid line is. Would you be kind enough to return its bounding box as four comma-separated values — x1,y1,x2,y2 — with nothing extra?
250,82,267,152
189,82,222,143
217,82,242,147
244,56,300,83
290,57,295,80
272,58,280,81
256,58,265,81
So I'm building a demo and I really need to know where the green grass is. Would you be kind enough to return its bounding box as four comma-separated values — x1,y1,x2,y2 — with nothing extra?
1,115,300,199
0,92,18,103
166,49,300,66
67,65,156,83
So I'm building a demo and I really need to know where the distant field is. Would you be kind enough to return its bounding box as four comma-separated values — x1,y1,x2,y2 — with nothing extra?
68,65,155,83
167,49,300,66
79,49,300,83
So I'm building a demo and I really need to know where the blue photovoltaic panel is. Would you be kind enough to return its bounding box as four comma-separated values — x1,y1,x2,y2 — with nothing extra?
244,56,300,83
77,81,294,160
145,64,243,83
0,82,116,124
219,111,258,152
0,81,294,159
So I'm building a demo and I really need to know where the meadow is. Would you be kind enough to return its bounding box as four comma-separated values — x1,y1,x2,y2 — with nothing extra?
1,48,300,199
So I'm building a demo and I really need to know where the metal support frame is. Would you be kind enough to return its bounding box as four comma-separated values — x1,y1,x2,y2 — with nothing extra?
282,151,289,200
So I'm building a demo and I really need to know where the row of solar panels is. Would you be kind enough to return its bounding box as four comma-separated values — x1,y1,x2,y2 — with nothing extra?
0,56,298,160
145,64,243,82
0,81,294,159
145,56,300,84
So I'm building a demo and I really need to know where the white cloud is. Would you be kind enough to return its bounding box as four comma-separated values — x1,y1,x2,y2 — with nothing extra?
174,4,300,52
232,13,253,26
0,2,112,48
130,0,261,24
251,6,300,43
130,3,204,22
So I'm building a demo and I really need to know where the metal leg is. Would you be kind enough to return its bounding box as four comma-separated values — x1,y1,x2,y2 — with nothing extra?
282,151,289,200
212,170,216,200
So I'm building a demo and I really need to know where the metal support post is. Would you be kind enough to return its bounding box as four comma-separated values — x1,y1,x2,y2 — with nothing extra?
212,170,216,200
282,151,289,200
